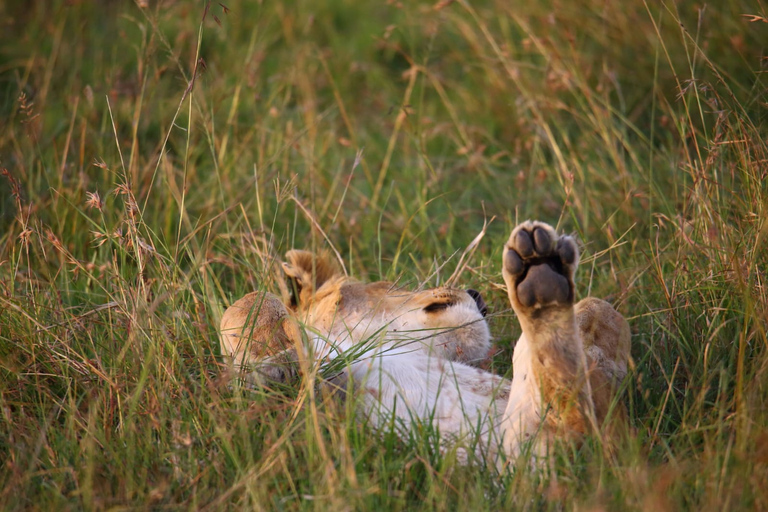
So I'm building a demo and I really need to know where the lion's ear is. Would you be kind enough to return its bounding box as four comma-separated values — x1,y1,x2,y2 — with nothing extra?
282,250,341,309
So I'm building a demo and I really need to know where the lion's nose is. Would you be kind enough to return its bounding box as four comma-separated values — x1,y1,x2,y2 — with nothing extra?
466,289,488,317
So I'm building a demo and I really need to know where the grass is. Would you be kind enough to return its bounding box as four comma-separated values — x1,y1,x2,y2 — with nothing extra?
1,0,767,509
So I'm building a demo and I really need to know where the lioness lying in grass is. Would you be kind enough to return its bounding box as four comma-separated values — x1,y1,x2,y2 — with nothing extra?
220,220,630,466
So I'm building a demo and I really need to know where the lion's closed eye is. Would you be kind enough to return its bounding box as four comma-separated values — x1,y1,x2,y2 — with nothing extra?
423,302,454,313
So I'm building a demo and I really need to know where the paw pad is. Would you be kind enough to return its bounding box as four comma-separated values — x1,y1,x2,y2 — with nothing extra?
502,222,579,310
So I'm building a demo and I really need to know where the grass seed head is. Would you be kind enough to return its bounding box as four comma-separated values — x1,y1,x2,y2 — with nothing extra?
85,191,104,211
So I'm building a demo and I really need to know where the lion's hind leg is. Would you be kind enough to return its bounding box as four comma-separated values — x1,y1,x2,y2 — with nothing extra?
575,297,631,426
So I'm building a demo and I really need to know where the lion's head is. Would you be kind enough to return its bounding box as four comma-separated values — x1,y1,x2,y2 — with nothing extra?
220,249,492,382
281,250,491,364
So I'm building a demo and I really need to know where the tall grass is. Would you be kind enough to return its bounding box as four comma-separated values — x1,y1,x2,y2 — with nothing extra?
1,0,767,509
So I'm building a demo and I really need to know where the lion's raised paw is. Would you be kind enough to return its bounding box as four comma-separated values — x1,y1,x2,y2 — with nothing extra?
502,221,578,311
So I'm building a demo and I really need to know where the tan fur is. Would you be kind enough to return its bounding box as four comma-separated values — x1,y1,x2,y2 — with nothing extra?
283,250,342,309
499,221,630,461
219,291,302,383
220,220,631,466
288,275,492,365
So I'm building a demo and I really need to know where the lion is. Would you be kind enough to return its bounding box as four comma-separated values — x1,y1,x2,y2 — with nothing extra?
219,221,631,466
